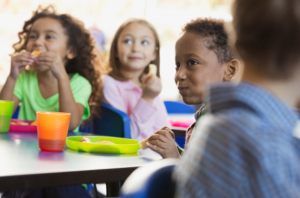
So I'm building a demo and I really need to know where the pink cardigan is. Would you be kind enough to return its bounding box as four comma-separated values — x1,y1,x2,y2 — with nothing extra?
102,75,170,140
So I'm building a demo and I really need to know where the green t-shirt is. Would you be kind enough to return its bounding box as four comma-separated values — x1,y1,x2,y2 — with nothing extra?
13,70,91,127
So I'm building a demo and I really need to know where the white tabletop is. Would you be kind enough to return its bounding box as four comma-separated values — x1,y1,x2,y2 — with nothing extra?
0,132,162,191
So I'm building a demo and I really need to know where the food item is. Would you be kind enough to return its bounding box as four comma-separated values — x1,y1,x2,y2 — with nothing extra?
149,64,157,76
10,121,29,125
139,138,149,150
96,141,115,145
32,51,42,57
80,137,91,143
31,121,37,125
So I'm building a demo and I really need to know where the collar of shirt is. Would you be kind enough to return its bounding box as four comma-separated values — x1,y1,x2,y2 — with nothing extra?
205,82,299,136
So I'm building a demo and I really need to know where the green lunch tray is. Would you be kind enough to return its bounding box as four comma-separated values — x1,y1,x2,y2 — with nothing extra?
66,136,141,154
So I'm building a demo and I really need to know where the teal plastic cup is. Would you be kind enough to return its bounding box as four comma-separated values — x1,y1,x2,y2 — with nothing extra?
0,100,14,133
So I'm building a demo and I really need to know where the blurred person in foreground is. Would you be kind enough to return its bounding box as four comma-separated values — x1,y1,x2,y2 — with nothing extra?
174,0,300,197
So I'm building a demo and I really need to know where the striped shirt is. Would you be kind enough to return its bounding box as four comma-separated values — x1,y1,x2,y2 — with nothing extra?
174,82,300,198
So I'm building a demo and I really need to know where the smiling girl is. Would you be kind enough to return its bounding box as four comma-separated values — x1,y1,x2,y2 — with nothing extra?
0,6,103,132
102,19,169,140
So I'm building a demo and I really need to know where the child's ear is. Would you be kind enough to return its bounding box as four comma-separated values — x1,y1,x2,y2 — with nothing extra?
223,59,242,81
66,47,77,60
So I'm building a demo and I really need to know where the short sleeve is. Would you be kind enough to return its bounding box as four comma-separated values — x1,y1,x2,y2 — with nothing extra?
13,71,25,101
70,74,92,120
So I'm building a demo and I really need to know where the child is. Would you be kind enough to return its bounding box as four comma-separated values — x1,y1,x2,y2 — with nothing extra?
102,19,169,140
0,6,103,131
0,6,102,198
175,0,300,197
143,18,242,158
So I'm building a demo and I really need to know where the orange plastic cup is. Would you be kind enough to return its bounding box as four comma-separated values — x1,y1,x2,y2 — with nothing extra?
36,112,71,152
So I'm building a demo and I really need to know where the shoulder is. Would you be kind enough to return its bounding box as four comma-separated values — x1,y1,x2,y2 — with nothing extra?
193,108,277,156
70,73,91,89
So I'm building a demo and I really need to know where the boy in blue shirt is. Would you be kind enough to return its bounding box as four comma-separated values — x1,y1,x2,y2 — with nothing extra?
175,0,300,197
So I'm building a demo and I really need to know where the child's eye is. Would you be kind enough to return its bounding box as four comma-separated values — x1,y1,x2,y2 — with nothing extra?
46,35,54,39
29,34,37,39
142,40,149,46
124,39,133,45
187,60,198,66
175,62,180,71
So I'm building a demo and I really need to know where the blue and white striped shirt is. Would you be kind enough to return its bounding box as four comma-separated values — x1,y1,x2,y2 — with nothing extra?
174,82,300,198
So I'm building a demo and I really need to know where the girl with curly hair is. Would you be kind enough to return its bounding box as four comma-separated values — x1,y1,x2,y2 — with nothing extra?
0,5,103,198
0,6,104,132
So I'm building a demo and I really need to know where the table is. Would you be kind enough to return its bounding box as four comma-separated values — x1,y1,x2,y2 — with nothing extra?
0,132,161,196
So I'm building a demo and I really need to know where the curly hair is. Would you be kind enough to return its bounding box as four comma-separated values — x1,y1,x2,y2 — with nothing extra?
183,18,233,64
13,5,107,118
108,18,160,81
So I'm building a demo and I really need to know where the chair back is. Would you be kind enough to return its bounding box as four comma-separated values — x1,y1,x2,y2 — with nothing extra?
80,104,131,139
120,159,180,198
164,101,195,114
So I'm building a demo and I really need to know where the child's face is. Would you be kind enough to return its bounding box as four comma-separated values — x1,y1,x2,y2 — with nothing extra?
175,32,226,104
117,22,157,73
26,17,70,72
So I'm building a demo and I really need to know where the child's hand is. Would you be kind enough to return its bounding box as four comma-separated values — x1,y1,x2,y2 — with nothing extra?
10,51,34,80
146,126,180,159
141,74,162,104
35,52,68,80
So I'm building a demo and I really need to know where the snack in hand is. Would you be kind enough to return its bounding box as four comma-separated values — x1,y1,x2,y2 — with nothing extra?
96,141,115,145
139,138,149,150
32,51,42,57
149,64,157,76
80,137,91,143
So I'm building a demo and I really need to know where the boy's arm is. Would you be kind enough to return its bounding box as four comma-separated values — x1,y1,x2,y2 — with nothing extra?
0,76,20,113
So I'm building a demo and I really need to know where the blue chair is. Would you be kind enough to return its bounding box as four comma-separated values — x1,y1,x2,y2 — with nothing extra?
12,105,20,119
164,101,195,148
164,101,195,114
80,104,131,139
120,159,180,198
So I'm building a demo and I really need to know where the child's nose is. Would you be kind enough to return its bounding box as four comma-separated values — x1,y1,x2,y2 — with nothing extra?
33,37,43,46
131,42,141,52
175,67,187,82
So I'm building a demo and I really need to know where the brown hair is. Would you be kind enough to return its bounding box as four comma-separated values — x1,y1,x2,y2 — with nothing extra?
108,18,160,80
183,18,233,64
13,5,108,118
232,0,300,79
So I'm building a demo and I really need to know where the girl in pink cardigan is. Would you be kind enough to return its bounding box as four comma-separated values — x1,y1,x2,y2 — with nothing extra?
102,19,169,140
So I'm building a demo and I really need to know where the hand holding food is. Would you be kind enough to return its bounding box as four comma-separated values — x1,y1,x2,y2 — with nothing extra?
10,51,34,80
145,126,180,158
139,126,174,150
149,64,157,76
34,51,68,80
141,73,162,102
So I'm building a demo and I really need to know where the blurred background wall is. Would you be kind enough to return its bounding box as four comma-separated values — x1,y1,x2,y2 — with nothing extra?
0,0,233,100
